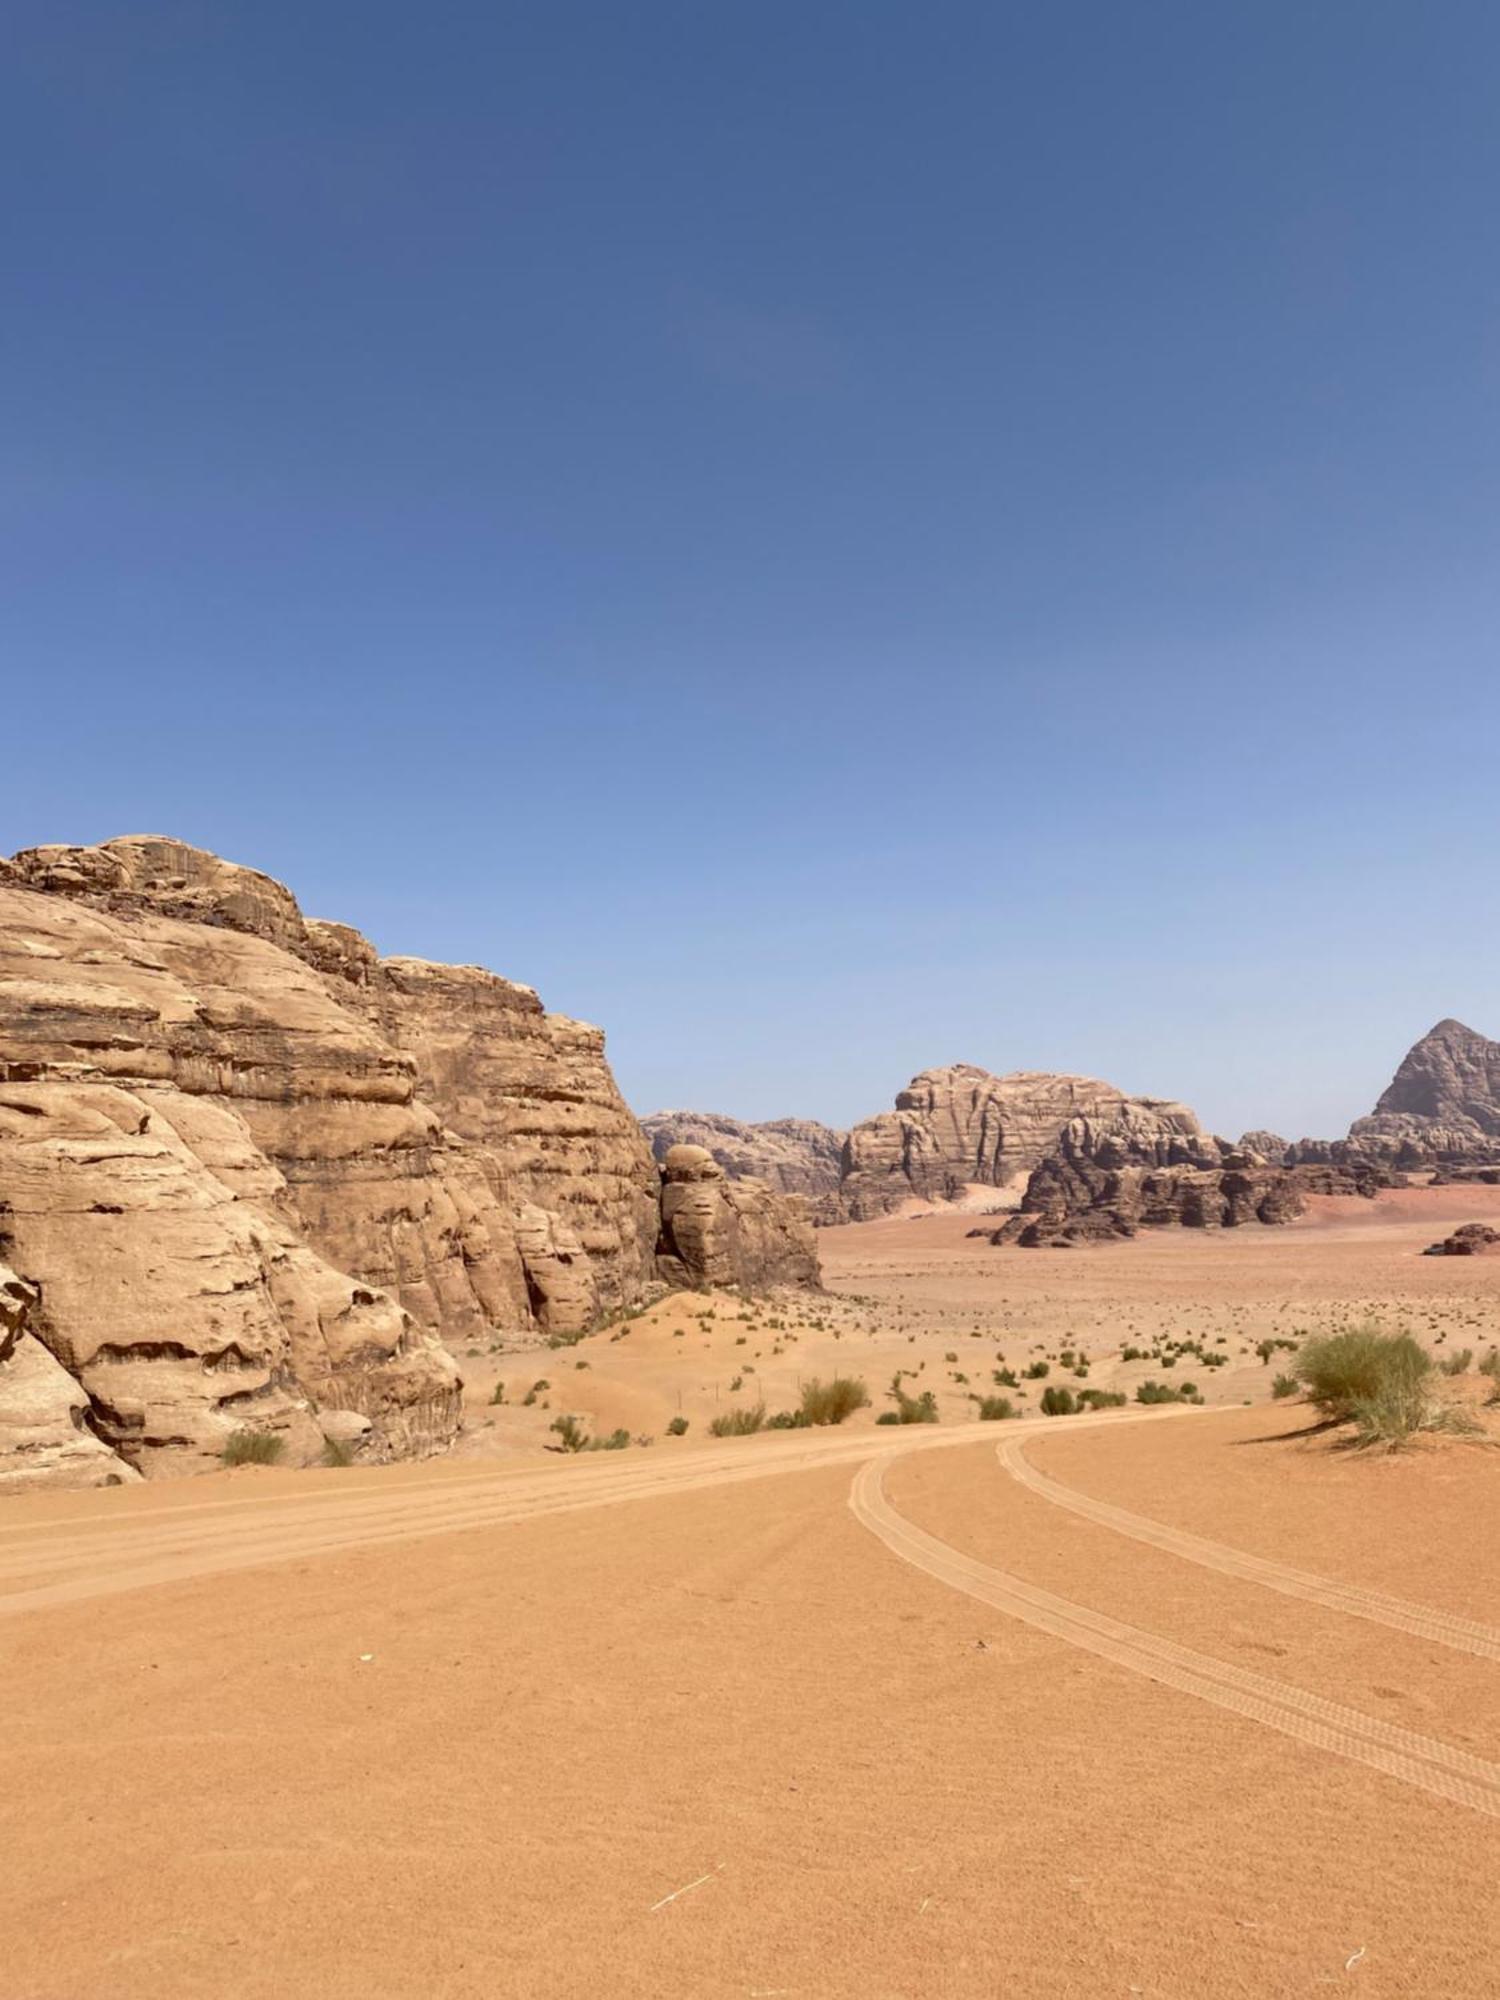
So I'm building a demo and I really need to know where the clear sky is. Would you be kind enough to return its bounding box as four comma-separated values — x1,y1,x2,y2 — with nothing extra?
4,3,1498,1141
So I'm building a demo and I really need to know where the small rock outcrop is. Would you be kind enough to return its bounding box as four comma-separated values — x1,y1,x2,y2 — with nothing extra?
656,1145,820,1293
641,1111,848,1222
1423,1223,1500,1257
838,1065,1202,1220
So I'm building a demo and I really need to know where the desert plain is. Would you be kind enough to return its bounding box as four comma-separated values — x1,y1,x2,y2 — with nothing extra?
5,1184,1500,1999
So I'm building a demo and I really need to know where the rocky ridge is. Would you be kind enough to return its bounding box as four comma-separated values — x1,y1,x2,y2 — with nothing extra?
0,837,816,1487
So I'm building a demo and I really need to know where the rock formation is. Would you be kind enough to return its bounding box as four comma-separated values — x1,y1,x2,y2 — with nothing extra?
0,1265,138,1490
0,836,817,1487
1238,1131,1289,1164
983,1110,1393,1249
656,1145,820,1293
641,1111,847,1221
1350,1019,1500,1158
1423,1223,1500,1257
838,1065,1203,1220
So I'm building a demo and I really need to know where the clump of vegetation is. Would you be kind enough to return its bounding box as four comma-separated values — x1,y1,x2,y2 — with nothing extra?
883,1373,939,1424
1439,1348,1475,1378
976,1395,1017,1421
1077,1388,1127,1410
222,1429,284,1467
1023,1360,1050,1380
709,1404,767,1437
591,1428,631,1452
1135,1379,1203,1406
798,1376,870,1426
1481,1350,1500,1402
1271,1373,1299,1400
666,1415,689,1436
1040,1385,1077,1417
766,1409,812,1429
489,1380,506,1405
549,1413,590,1452
1294,1326,1474,1448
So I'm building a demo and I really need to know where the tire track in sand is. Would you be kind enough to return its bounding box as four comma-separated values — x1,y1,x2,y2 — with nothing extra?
849,1455,1500,1821
996,1430,1500,1662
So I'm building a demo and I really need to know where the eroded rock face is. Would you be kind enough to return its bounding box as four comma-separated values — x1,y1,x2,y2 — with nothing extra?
985,1112,1393,1249
1238,1131,1290,1164
0,1265,138,1490
0,835,818,1485
641,1111,848,1222
839,1066,1203,1220
656,1145,820,1293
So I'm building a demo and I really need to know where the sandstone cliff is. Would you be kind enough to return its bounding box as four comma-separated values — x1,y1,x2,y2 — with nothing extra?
641,1111,847,1221
0,836,816,1486
838,1065,1203,1220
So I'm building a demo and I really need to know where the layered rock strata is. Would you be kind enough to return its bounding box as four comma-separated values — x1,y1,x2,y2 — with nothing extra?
0,836,817,1485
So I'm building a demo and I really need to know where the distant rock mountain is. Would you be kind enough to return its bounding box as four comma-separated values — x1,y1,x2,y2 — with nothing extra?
838,1064,1202,1220
640,1111,847,1221
1351,1019,1500,1153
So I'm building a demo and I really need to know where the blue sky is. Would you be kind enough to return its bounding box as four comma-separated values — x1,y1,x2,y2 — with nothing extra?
4,2,1497,1140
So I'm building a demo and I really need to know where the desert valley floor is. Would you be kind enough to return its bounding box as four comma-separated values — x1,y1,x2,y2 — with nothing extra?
5,1187,1500,1998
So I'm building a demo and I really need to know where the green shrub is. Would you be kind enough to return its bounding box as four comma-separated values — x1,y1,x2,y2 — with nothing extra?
977,1395,1017,1421
1077,1388,1127,1410
588,1428,630,1452
766,1409,812,1429
1040,1385,1077,1417
885,1374,939,1424
549,1413,590,1453
1271,1373,1299,1400
1294,1329,1431,1420
1023,1361,1050,1380
1135,1379,1194,1406
1440,1348,1474,1378
875,1411,901,1425
666,1415,689,1436
798,1376,870,1426
489,1380,506,1405
222,1429,284,1466
709,1404,766,1437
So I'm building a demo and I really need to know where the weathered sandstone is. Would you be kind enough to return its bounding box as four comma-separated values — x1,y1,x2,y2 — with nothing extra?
656,1145,820,1293
839,1065,1204,1220
641,1111,848,1222
0,836,818,1486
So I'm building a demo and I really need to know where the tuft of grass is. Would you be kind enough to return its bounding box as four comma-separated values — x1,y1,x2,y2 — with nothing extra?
1271,1373,1299,1400
798,1376,870,1426
1023,1360,1050,1380
222,1429,284,1466
1440,1347,1475,1378
885,1373,940,1424
1077,1388,1127,1410
976,1395,1017,1421
666,1415,689,1436
1039,1385,1077,1417
709,1404,767,1437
